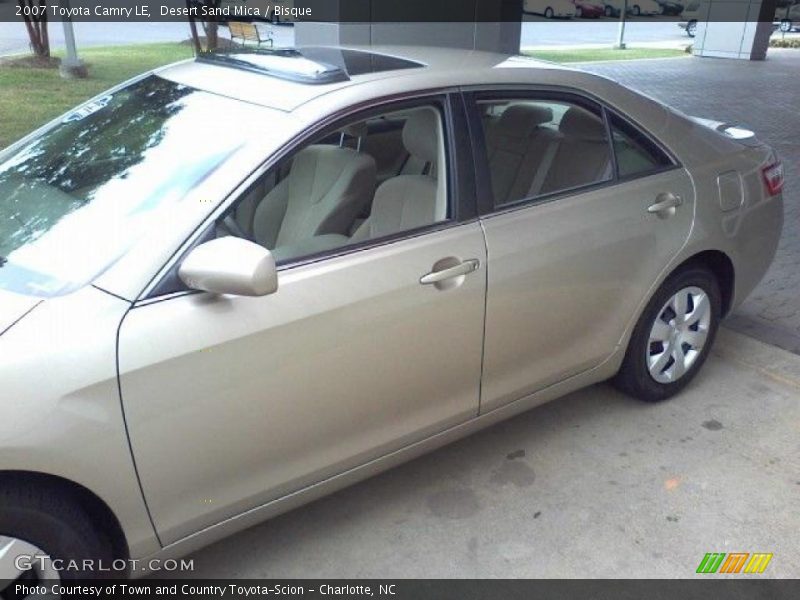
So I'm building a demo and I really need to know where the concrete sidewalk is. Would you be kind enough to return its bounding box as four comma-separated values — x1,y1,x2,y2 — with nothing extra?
162,329,800,579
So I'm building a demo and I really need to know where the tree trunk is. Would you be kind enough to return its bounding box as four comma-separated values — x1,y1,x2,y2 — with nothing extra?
17,0,50,58
186,0,221,54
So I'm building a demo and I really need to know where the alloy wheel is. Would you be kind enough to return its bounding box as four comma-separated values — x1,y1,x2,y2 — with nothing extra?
646,286,711,384
0,536,60,599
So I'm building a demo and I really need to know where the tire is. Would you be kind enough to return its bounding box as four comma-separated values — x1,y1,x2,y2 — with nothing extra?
687,19,697,37
605,5,614,17
576,7,583,18
633,5,641,16
613,265,721,403
779,19,792,33
0,479,116,590
544,7,554,19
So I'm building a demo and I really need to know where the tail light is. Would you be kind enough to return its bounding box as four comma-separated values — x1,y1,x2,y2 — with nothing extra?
762,161,784,196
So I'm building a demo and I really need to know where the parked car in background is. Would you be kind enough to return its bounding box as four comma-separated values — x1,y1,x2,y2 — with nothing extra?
682,0,799,36
0,45,784,589
629,0,662,15
655,0,685,15
572,0,605,18
605,0,663,17
523,0,578,18
776,1,800,32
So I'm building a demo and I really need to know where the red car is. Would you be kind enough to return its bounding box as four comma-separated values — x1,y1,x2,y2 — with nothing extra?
572,0,605,17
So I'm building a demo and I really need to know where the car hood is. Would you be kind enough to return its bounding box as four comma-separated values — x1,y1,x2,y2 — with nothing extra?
0,289,42,337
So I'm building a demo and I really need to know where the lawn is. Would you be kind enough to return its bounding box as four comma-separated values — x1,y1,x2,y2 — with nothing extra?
0,43,687,149
0,43,193,149
523,47,688,63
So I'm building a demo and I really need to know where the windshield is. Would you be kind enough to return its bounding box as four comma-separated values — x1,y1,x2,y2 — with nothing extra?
0,75,265,297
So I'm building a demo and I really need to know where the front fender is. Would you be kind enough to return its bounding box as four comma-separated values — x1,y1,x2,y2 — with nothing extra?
0,286,160,558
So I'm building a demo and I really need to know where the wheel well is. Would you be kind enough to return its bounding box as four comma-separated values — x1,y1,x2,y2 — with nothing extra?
0,471,130,561
675,250,735,317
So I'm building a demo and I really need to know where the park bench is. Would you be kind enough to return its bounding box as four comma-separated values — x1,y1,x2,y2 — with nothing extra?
228,21,273,47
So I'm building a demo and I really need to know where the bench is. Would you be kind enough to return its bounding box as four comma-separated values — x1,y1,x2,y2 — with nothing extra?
228,21,273,47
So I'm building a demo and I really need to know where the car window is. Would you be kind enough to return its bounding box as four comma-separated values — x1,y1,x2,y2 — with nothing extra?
477,99,612,208
218,104,449,265
609,113,674,179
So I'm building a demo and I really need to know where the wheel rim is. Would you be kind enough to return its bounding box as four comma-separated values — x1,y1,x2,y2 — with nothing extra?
0,536,60,598
646,286,711,384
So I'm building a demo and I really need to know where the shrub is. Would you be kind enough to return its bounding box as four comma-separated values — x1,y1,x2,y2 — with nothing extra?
770,37,800,48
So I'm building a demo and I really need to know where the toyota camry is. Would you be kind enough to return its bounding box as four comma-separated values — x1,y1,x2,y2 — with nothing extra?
0,45,784,586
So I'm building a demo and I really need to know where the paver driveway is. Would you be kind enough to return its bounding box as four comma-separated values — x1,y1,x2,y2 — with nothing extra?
585,50,800,354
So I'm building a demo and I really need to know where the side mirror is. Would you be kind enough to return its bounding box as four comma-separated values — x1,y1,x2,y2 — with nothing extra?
178,237,278,297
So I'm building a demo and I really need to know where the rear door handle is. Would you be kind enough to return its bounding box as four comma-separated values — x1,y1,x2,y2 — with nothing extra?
420,259,480,285
648,192,683,217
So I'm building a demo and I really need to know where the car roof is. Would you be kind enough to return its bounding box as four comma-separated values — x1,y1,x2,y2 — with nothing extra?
155,45,573,113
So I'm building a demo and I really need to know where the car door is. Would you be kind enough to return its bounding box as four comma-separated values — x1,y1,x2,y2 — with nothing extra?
117,95,487,545
467,91,695,413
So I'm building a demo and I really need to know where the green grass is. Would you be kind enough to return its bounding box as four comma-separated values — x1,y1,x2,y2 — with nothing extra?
0,43,193,148
523,47,688,64
0,42,686,149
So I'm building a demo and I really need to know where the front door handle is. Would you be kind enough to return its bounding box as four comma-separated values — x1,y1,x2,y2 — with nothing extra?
420,259,480,285
648,192,683,217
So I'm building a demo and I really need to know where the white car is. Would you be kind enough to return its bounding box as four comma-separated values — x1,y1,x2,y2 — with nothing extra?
604,0,662,18
524,0,577,18
627,0,662,15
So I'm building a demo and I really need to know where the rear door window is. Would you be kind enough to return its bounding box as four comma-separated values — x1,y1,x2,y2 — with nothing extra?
476,98,613,208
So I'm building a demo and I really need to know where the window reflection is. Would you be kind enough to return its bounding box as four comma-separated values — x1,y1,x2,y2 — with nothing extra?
0,77,264,297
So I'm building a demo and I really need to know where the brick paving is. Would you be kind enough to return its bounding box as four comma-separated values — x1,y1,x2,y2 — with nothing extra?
585,50,800,354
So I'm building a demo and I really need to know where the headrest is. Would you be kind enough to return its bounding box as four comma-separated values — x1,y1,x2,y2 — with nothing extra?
559,106,607,140
402,109,439,163
494,104,553,139
341,122,368,139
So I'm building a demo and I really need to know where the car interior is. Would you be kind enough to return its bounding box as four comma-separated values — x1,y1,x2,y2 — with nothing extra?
479,100,614,207
213,99,665,266
219,105,449,264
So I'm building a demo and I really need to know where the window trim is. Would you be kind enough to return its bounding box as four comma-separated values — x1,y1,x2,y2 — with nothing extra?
461,86,682,218
138,89,475,303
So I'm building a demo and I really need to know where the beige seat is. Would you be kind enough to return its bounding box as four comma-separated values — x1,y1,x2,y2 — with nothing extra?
484,104,558,205
352,110,442,241
539,106,612,196
252,144,377,250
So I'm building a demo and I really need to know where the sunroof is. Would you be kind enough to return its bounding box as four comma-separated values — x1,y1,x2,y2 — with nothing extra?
197,47,425,84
